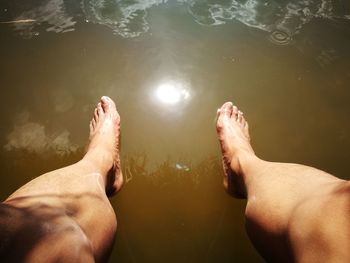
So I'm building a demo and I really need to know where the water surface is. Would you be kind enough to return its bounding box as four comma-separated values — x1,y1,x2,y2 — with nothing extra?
1,0,350,262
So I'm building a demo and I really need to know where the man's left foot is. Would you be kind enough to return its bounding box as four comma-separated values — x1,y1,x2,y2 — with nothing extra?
86,96,123,196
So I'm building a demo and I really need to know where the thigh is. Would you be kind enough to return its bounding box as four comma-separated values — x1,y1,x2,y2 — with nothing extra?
0,202,95,263
244,161,346,262
4,162,117,262
288,182,350,262
245,161,341,229
246,161,344,262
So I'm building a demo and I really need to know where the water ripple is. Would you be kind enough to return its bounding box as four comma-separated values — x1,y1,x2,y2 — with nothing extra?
4,0,350,43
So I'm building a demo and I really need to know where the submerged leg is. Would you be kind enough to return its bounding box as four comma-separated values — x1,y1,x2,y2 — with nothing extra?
1,96,123,262
216,101,350,262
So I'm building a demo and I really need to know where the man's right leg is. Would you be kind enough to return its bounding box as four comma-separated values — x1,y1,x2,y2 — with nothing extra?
216,102,349,262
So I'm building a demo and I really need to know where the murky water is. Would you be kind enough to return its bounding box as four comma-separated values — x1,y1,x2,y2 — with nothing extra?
1,0,350,262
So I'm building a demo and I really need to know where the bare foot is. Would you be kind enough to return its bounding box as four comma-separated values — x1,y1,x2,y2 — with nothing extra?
216,102,255,198
85,96,123,196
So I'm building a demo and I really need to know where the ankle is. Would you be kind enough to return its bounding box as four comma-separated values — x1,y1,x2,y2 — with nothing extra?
231,151,259,192
83,149,114,175
230,149,256,175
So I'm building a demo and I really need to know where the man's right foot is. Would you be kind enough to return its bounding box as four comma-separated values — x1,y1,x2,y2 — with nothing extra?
216,102,255,198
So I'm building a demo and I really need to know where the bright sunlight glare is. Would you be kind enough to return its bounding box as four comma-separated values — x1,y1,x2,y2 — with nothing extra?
156,81,190,105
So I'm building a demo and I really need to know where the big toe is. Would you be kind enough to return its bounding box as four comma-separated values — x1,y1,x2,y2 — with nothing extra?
217,102,233,128
101,96,117,113
220,102,233,118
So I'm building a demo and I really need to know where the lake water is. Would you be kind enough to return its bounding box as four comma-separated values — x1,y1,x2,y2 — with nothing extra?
0,0,350,262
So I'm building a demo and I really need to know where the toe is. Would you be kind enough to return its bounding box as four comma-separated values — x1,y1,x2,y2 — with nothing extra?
217,102,233,131
93,108,98,122
220,102,233,118
97,102,103,116
244,120,248,129
241,120,250,140
216,108,221,118
89,121,93,133
240,116,247,128
231,105,238,120
101,96,116,113
238,111,243,124
217,102,233,122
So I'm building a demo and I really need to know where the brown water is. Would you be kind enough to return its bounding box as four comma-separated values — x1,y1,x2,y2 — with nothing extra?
1,0,350,262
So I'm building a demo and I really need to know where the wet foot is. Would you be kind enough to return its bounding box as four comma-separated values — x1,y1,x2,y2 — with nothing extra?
216,102,255,198
86,96,123,196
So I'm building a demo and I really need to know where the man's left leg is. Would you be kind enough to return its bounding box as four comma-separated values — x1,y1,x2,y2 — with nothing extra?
1,96,123,262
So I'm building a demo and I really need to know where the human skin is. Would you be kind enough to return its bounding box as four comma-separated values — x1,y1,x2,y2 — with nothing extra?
0,96,123,262
0,98,349,262
216,101,350,263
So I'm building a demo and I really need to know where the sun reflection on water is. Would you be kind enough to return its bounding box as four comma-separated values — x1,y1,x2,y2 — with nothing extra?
155,80,190,106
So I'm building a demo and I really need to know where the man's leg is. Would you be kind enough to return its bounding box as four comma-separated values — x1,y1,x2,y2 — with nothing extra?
1,96,123,262
216,102,350,262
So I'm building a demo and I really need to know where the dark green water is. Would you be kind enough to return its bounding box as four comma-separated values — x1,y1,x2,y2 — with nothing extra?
1,0,350,262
